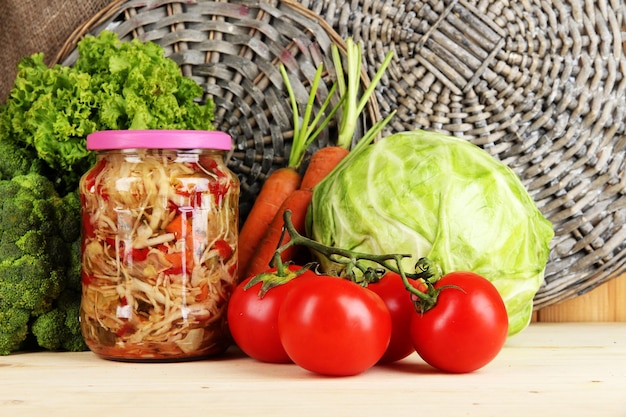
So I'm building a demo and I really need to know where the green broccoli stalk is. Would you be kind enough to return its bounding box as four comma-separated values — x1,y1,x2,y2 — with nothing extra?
0,171,85,355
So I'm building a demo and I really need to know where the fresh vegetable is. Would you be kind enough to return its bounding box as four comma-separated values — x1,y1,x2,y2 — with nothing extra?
0,139,47,180
307,130,554,336
227,264,317,363
367,271,426,364
296,37,393,191
0,30,214,194
243,39,395,278
299,147,350,191
0,172,84,355
237,166,301,280
30,284,86,353
237,63,338,280
265,211,427,373
329,38,393,151
236,211,509,375
410,271,509,373
243,189,313,278
278,275,392,376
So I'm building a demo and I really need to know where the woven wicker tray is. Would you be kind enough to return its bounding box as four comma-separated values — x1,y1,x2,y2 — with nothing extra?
302,0,626,308
56,0,626,309
56,0,380,222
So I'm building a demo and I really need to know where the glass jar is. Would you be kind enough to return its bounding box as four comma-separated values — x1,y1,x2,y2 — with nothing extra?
79,130,239,361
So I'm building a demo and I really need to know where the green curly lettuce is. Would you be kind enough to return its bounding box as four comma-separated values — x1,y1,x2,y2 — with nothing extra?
0,30,214,193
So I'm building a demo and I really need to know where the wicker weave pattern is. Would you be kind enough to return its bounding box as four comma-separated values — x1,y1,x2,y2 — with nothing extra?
58,0,378,221
301,0,626,308
57,0,626,308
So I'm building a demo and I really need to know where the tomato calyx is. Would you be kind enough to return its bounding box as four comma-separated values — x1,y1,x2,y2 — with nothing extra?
408,280,465,314
244,262,314,298
392,257,468,314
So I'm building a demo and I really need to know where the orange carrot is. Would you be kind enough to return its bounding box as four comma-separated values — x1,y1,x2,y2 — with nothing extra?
242,41,396,277
244,189,313,278
300,146,350,191
238,63,341,280
237,167,301,280
244,148,350,276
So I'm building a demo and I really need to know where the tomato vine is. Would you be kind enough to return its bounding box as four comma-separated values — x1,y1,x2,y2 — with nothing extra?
272,210,449,313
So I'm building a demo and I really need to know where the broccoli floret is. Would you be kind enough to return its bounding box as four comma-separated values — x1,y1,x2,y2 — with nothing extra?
0,139,46,181
0,255,65,315
0,302,30,355
0,172,86,354
66,239,82,292
31,289,87,352
56,190,82,244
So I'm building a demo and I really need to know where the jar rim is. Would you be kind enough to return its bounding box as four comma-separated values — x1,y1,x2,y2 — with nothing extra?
86,130,232,151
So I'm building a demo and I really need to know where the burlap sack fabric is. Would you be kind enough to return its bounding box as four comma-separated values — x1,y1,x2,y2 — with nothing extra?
0,0,111,104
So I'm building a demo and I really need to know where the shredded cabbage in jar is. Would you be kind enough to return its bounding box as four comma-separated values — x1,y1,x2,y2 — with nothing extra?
80,150,239,360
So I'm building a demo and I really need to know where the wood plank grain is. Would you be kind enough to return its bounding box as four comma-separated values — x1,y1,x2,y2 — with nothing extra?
535,272,626,322
1,323,625,417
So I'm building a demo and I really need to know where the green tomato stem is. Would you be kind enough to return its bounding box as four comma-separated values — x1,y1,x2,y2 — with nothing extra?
263,211,445,312
272,210,441,307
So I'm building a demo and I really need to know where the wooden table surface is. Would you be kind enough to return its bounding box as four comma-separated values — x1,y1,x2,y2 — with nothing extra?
1,322,625,417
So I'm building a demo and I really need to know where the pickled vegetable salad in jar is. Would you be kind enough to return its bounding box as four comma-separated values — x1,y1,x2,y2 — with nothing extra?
80,130,239,361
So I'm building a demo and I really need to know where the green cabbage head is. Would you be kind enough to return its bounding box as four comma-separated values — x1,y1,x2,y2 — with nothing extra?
307,130,554,336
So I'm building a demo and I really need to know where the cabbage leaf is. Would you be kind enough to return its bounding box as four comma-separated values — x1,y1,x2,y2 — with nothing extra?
307,130,554,336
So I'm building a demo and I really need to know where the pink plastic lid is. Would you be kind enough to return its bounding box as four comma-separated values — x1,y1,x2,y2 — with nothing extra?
86,130,232,151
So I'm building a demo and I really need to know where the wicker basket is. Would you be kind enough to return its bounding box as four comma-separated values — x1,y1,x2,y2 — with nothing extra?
55,0,626,309
299,0,626,309
55,0,381,222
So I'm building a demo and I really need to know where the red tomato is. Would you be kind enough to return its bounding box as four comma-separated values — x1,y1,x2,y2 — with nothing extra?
278,276,392,376
410,271,509,373
367,272,425,363
227,266,317,363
